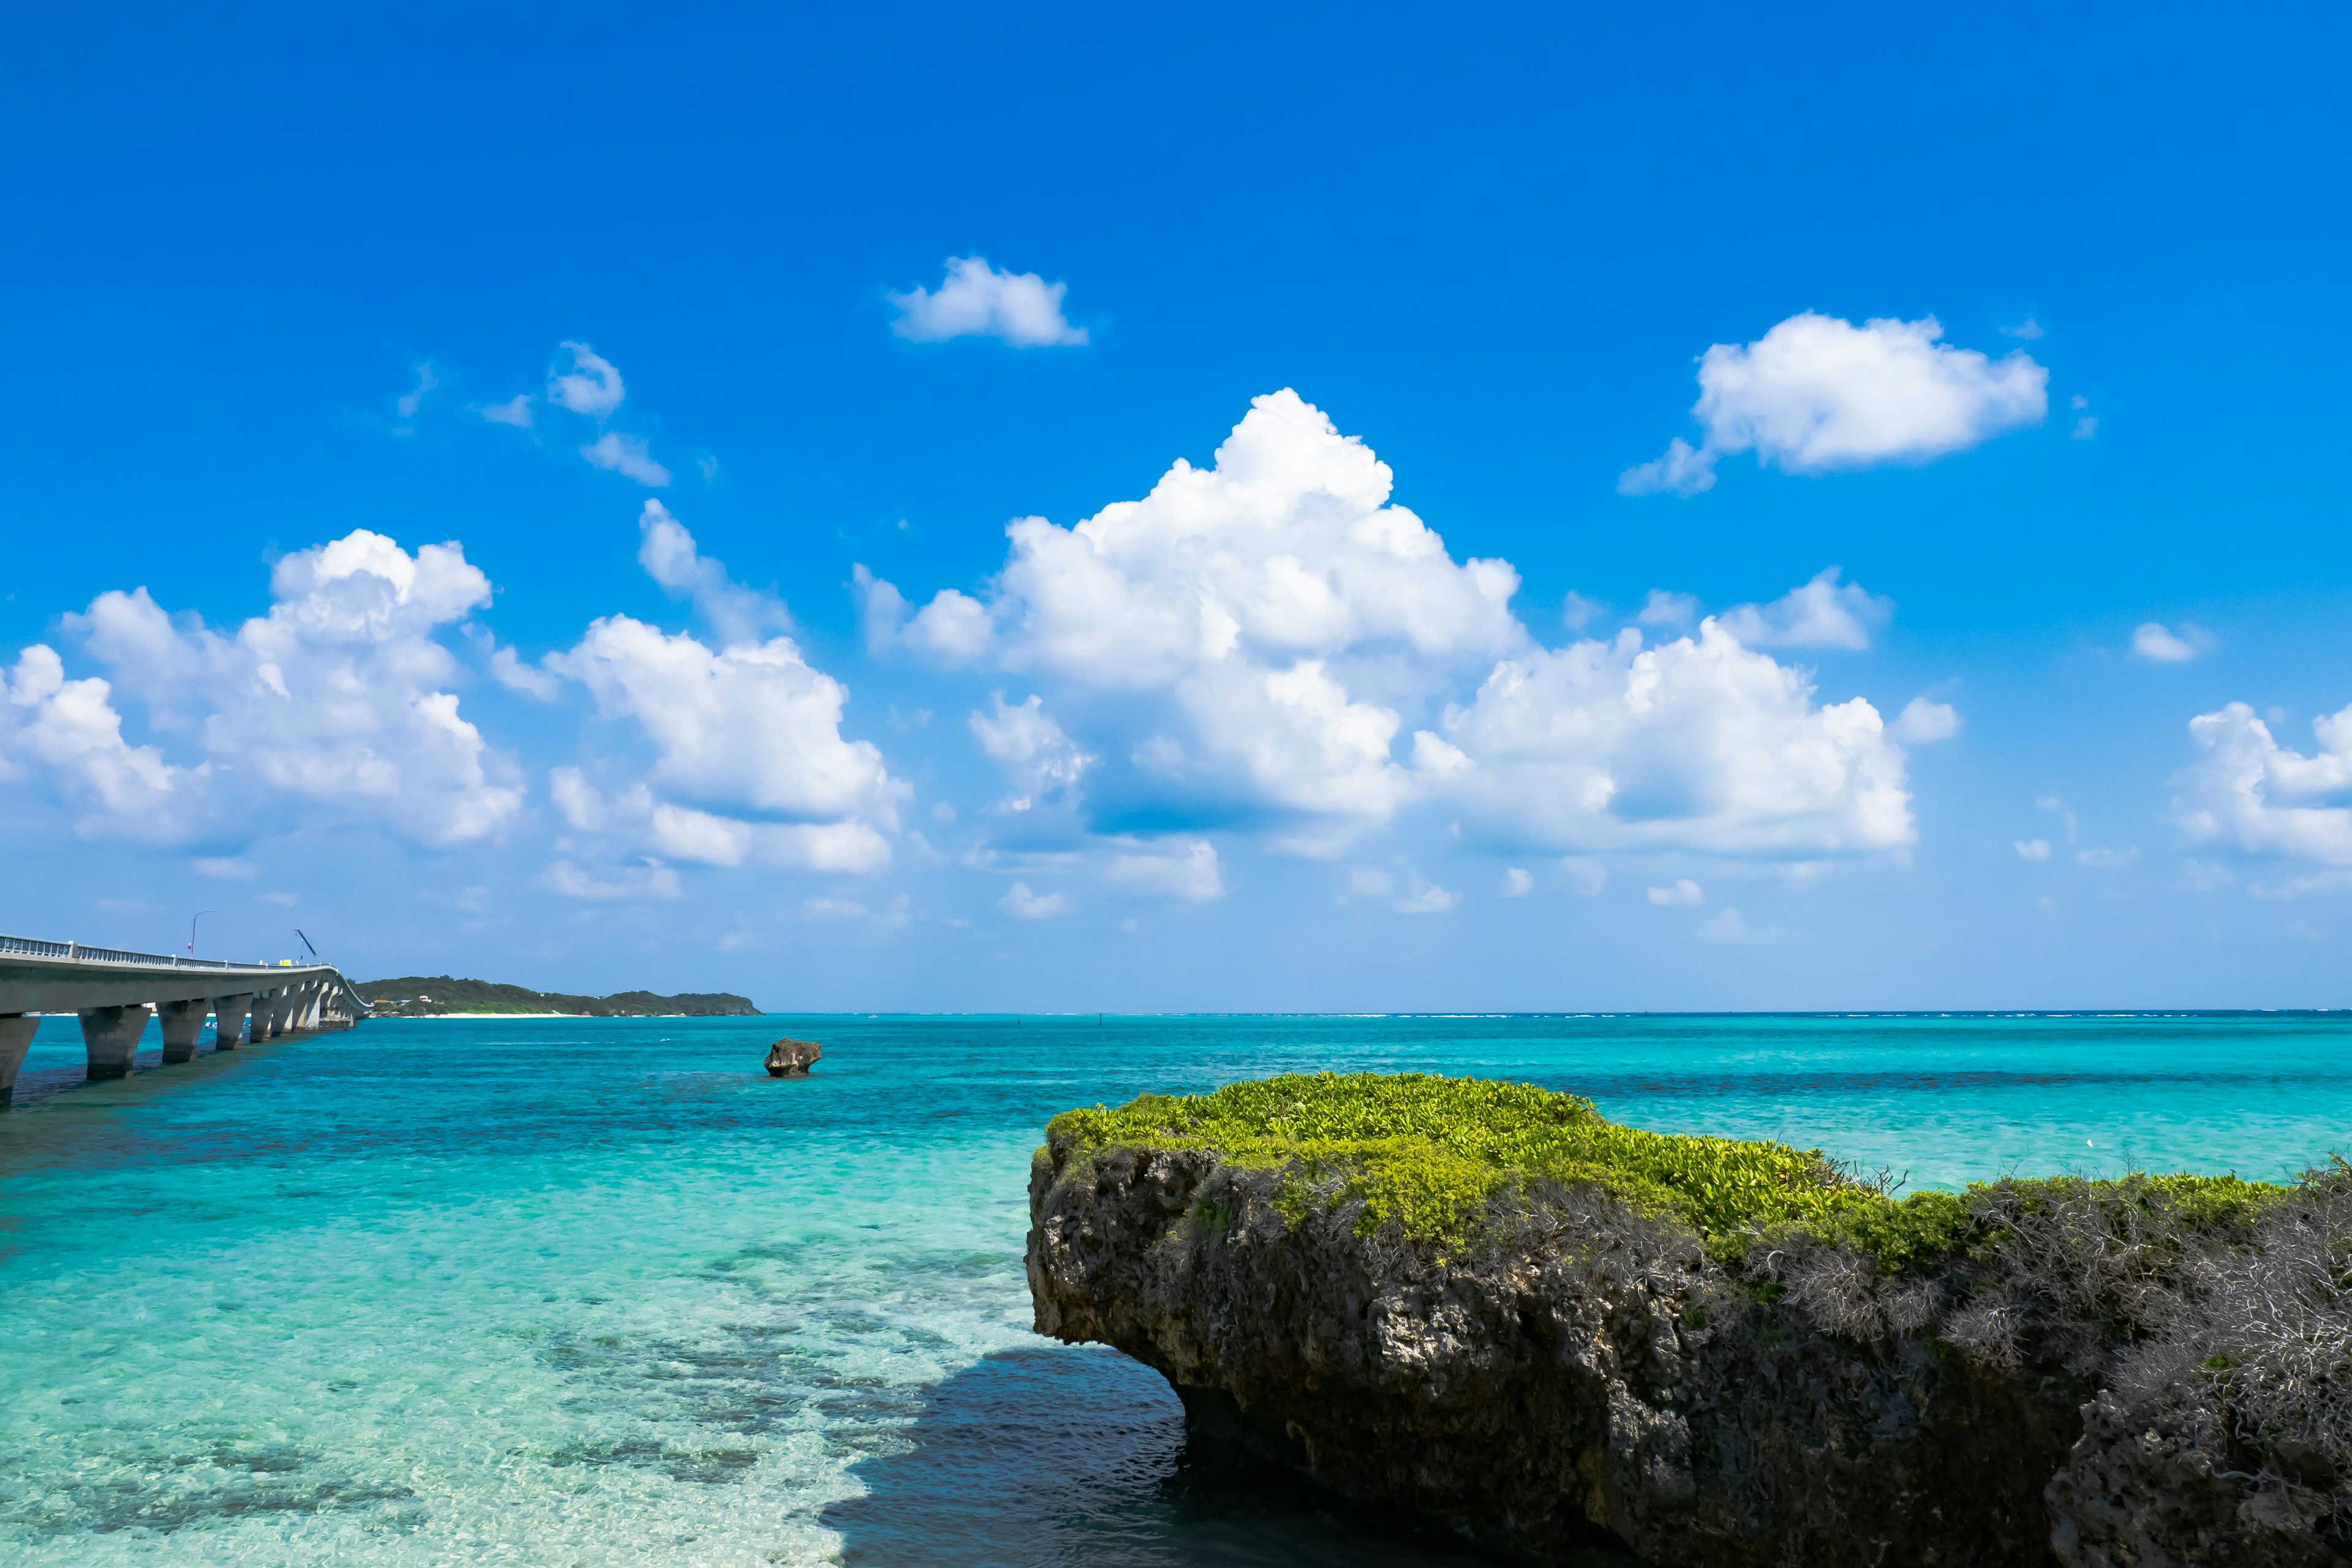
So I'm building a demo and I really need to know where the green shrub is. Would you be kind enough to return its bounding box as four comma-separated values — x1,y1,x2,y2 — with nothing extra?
1049,1071,1871,1242
1047,1071,2290,1273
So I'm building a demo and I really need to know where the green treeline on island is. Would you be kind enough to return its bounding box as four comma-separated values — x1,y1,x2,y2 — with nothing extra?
353,976,760,1017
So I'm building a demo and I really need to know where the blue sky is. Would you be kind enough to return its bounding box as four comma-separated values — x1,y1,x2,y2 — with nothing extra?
3,2,2348,1008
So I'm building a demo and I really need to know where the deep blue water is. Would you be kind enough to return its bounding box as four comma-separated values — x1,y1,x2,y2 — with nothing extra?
2,1011,2348,1564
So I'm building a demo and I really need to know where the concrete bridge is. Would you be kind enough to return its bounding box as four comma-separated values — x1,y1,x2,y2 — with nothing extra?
0,935,369,1107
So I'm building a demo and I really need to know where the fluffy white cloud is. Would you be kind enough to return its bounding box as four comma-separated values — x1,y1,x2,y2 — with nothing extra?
1890,698,1962,744
542,510,900,877
864,390,1923,869
873,390,1521,682
1621,312,2048,496
2015,838,2052,860
1,531,522,846
2133,622,2204,663
582,432,671,488
553,619,894,823
1500,867,1534,896
480,394,533,428
1,646,200,841
548,341,626,417
1717,568,1890,650
862,389,1521,832
2171,702,2352,866
1106,839,1224,902
888,257,1088,347
971,693,1093,812
1437,623,1913,856
1648,878,1704,905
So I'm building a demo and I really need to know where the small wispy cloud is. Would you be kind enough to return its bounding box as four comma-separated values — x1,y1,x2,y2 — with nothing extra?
394,362,438,423
548,341,626,417
2133,622,2209,663
582,432,672,488
1001,881,1069,918
889,257,1088,347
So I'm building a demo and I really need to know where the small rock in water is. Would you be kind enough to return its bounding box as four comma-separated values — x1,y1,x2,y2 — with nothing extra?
765,1037,823,1077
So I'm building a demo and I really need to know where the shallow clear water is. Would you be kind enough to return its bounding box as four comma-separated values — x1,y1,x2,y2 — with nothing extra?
3,1011,2348,1564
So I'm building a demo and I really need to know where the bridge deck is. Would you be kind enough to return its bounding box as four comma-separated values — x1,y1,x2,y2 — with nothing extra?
0,935,368,1104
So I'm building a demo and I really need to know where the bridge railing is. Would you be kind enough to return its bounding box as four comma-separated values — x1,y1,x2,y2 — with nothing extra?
0,934,279,971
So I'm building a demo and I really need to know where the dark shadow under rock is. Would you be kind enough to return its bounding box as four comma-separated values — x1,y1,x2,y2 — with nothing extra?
821,1343,1639,1567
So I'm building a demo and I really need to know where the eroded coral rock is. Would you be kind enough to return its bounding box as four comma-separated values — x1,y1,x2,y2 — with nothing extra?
765,1037,822,1077
1025,1078,2352,1567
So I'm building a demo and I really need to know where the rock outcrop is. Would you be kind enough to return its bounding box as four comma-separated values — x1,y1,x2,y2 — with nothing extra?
1025,1076,2352,1567
765,1036,822,1076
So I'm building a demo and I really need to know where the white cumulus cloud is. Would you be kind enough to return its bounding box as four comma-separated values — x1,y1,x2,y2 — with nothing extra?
2170,702,2352,867
889,256,1088,347
552,620,895,825
539,510,901,878
1500,867,1534,896
1621,312,2048,496
2015,839,2052,860
2,531,523,846
860,389,1520,833
1106,839,1224,902
1648,878,1704,906
1717,568,1891,650
1439,624,1913,856
859,390,1925,875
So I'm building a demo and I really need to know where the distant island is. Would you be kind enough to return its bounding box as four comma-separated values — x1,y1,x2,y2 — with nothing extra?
354,976,760,1017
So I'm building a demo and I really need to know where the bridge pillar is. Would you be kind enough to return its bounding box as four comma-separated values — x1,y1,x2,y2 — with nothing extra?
159,1000,208,1063
78,1005,151,1080
213,993,254,1050
0,1014,36,1107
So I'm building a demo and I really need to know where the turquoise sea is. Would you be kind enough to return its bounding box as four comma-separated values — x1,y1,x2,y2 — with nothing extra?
3,1011,2349,1566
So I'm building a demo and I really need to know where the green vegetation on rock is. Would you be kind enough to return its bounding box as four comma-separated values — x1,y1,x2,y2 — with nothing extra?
1046,1070,2288,1270
353,975,759,1017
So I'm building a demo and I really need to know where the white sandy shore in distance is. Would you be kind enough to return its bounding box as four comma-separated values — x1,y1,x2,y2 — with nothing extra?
373,1012,736,1019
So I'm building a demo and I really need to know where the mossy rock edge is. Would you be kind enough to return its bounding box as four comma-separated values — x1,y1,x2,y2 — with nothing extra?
1044,1069,2288,1272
